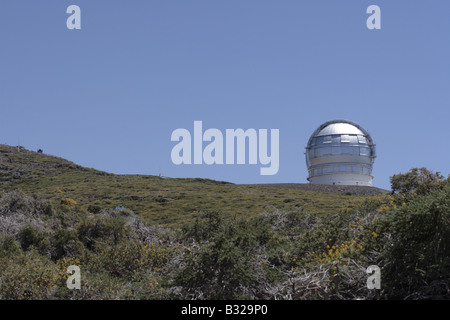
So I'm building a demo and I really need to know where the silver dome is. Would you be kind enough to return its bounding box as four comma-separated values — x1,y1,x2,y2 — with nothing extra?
305,119,376,186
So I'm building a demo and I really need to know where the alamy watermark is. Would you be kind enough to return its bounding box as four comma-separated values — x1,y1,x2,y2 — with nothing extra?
66,5,81,30
366,265,381,289
65,4,381,31
67,265,81,290
171,121,280,175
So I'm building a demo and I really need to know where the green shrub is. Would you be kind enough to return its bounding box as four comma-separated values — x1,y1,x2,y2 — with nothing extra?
77,216,129,251
0,249,59,300
377,184,450,298
0,236,21,258
87,204,102,214
390,167,445,194
18,225,46,251
91,240,169,279
49,229,86,261
175,211,276,299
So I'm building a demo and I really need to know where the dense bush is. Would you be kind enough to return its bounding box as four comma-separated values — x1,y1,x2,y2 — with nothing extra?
390,167,445,194
77,216,129,250
0,249,59,300
0,236,21,258
18,225,46,251
376,181,450,298
89,240,170,279
49,229,86,261
174,211,276,299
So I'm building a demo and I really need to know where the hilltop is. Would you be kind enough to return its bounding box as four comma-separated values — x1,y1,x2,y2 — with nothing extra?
0,144,388,226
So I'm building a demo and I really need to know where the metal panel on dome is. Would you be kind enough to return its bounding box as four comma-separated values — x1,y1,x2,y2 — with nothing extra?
317,123,365,136
357,135,367,144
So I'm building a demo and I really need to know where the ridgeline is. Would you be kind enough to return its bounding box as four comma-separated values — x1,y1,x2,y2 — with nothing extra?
0,144,388,226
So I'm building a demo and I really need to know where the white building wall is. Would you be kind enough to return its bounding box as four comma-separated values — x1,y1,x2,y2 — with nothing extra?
309,173,373,186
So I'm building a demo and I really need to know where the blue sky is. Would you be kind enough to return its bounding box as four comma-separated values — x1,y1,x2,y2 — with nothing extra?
1,1,449,190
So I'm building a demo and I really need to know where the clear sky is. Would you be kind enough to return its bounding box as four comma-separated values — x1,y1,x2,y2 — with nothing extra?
1,1,449,190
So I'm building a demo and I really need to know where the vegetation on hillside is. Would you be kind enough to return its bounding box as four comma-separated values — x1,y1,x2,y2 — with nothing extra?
0,145,449,299
0,144,373,227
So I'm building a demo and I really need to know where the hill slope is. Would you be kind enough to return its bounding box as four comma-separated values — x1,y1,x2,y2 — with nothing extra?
2,144,448,301
0,144,388,226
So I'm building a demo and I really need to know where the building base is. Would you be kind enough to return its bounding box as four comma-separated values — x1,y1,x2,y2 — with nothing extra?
309,173,373,186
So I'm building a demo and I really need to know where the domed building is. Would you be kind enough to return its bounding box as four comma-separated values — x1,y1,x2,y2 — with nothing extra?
305,119,376,186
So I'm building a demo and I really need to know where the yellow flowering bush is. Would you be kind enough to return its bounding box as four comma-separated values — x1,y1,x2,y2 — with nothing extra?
0,250,59,300
315,240,363,266
61,198,77,206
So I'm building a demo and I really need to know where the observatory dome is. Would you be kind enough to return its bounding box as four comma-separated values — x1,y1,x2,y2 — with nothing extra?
305,119,376,186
